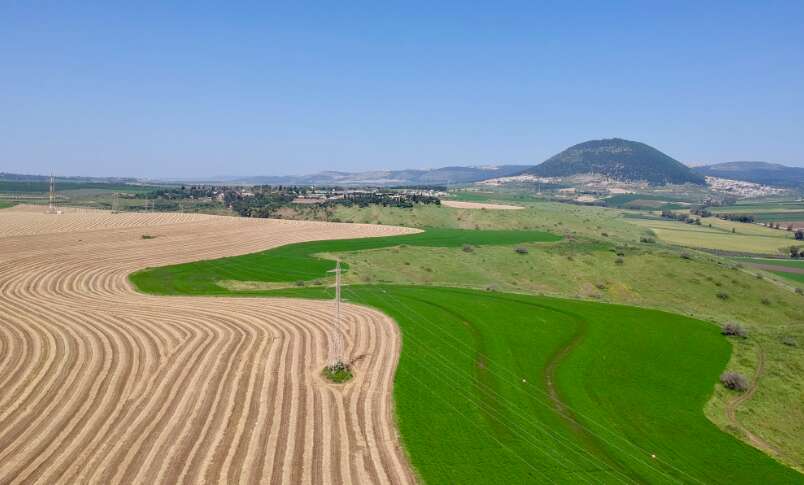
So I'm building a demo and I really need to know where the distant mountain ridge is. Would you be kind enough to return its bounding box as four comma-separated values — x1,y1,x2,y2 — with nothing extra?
0,172,138,184
520,138,706,185
213,165,532,186
692,161,804,187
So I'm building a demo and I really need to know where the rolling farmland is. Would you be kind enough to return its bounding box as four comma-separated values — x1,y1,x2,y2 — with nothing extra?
628,217,797,254
131,221,803,483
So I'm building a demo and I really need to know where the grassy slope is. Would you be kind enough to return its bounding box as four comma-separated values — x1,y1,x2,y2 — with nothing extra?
130,222,801,482
279,285,798,483
332,201,645,241
313,202,804,469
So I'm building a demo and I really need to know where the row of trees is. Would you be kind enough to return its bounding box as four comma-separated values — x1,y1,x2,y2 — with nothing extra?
324,193,440,209
660,210,702,225
229,192,297,217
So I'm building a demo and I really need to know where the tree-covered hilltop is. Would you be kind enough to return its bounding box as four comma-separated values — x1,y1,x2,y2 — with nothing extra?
523,138,705,185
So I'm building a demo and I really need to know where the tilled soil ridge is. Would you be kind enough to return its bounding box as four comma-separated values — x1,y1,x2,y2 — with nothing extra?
0,206,417,484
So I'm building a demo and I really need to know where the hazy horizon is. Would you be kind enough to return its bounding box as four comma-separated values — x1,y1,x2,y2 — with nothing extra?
2,2,803,178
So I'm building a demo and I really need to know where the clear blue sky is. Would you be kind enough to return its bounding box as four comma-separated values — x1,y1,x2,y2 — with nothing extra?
2,1,802,178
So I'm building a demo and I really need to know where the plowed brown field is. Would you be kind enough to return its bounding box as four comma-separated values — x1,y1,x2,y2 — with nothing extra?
0,205,417,484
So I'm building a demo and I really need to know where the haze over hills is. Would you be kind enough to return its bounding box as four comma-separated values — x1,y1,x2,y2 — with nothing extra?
192,165,532,186
519,138,706,185
692,161,804,188
6,149,804,190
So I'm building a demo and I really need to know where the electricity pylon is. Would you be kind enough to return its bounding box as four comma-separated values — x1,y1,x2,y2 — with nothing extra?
47,173,58,214
327,260,344,367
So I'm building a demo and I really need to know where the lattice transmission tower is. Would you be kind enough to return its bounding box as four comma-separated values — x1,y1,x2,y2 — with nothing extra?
328,260,345,367
46,173,59,214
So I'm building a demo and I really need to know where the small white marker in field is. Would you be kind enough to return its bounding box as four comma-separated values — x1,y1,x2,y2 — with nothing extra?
522,379,527,383
651,453,656,459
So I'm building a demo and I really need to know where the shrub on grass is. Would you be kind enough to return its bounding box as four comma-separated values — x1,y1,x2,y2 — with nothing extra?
716,292,729,300
796,287,803,295
720,372,748,391
721,322,748,338
680,252,692,260
295,280,305,287
462,244,474,253
615,257,624,265
514,247,529,255
781,335,798,347
639,236,655,244
761,297,771,306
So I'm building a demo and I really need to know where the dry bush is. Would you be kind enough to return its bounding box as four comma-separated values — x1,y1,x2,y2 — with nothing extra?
721,322,748,338
720,372,748,391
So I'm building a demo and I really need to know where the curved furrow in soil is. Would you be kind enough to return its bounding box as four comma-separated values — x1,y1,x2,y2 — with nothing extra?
0,206,417,484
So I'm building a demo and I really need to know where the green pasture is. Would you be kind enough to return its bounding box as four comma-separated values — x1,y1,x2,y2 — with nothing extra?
604,194,688,210
130,228,560,295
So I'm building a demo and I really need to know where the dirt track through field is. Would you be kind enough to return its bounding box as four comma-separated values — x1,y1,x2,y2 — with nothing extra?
724,346,785,462
744,263,804,275
0,205,417,484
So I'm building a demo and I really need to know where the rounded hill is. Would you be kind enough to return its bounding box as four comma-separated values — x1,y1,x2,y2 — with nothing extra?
524,138,705,185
